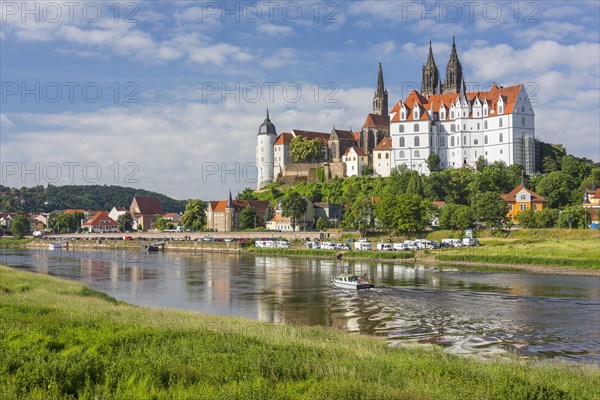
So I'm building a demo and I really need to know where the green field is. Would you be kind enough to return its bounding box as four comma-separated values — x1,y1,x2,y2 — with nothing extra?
0,265,598,399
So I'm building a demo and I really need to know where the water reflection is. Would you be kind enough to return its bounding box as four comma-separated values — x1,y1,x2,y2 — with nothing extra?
1,248,598,363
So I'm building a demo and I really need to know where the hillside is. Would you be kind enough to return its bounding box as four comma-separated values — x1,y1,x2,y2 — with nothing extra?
0,184,187,213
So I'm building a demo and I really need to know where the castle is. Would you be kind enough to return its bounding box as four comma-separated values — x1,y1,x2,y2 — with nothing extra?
256,38,536,190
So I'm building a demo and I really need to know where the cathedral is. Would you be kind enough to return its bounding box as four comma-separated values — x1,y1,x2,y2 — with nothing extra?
255,38,536,190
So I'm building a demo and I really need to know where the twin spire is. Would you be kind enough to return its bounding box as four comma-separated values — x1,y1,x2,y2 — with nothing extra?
422,37,465,97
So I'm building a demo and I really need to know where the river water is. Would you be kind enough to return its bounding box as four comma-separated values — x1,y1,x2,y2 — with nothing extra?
2,248,599,363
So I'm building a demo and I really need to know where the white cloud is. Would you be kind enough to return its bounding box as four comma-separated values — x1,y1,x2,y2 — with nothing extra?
0,114,16,131
371,40,395,54
256,24,294,36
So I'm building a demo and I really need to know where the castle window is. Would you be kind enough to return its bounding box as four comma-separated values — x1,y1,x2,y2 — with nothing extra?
451,111,454,119
440,137,445,147
499,105,503,114
475,151,477,157
521,116,525,126
521,105,525,112
414,150,420,158
399,125,404,133
401,112,405,120
477,123,480,130
399,137,405,147
484,135,488,144
399,151,405,158
451,124,455,132
484,120,488,129
474,139,478,145
414,123,420,132
378,153,381,159
499,132,503,142
414,136,420,146
499,118,503,128
385,153,389,159
463,136,466,145
414,109,418,118
451,136,455,146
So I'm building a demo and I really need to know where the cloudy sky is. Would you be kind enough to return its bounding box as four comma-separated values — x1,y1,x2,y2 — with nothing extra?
1,1,599,200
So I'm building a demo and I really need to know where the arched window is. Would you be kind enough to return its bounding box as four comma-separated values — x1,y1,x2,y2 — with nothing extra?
377,153,381,159
499,118,503,128
477,123,480,130
451,111,454,119
399,137,405,147
414,136,420,146
484,135,488,144
521,105,525,112
474,139,479,145
414,123,420,132
451,124,455,132
463,136,466,145
499,105,504,114
451,136,455,146
499,132,503,142
521,116,525,126
399,151,405,158
385,153,389,159
440,137,445,147
484,120,488,129
414,150,420,158
399,125,404,133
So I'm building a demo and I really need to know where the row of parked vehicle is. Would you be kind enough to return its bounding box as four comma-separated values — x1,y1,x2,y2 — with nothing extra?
305,241,352,250
255,239,291,248
441,238,480,247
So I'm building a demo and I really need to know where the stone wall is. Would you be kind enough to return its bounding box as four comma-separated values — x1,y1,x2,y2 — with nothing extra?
278,162,345,183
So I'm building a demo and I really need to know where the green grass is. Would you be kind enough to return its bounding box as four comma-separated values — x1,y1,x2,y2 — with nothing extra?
436,239,600,269
0,265,598,399
246,247,415,260
0,238,34,247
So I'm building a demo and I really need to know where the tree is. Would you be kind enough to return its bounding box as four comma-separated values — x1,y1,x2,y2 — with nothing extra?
537,208,560,228
405,171,424,197
557,206,592,229
475,156,488,173
263,204,274,225
280,192,308,231
180,199,206,231
536,171,577,208
362,165,374,176
316,216,330,231
290,136,324,163
515,209,537,228
343,196,374,237
374,189,397,234
53,211,83,233
239,206,257,230
426,153,441,172
439,203,474,230
154,217,169,231
472,192,508,229
11,214,30,239
117,212,133,232
238,188,258,200
394,194,428,234
447,167,474,205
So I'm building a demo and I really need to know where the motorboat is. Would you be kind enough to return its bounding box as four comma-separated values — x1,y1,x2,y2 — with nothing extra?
331,274,374,290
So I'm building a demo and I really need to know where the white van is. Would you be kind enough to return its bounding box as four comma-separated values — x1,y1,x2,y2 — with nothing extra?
321,241,336,250
376,243,394,251
462,238,480,246
355,239,372,250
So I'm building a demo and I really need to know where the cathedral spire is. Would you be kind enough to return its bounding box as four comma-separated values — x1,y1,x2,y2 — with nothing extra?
373,63,389,116
444,37,464,94
227,190,233,207
421,41,439,97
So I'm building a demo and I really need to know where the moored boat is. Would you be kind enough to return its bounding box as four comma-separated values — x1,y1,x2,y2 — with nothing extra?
48,242,62,250
331,274,374,290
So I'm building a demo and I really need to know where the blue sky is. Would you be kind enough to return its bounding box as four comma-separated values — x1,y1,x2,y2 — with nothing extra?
1,1,599,201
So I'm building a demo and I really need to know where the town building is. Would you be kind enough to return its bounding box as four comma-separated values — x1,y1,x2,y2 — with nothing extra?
82,211,119,233
206,192,270,232
108,206,128,222
130,196,163,230
500,181,545,222
373,137,392,177
342,147,368,177
266,199,314,232
389,38,536,175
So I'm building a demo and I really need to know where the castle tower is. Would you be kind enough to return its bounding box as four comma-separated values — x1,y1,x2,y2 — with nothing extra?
256,108,277,190
444,37,465,95
225,190,234,231
373,63,388,116
421,40,440,97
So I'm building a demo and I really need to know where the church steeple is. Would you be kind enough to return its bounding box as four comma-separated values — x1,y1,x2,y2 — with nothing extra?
373,63,389,116
421,40,440,97
444,36,464,95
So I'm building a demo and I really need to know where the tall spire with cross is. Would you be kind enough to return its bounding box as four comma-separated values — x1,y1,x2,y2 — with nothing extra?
373,63,389,116
445,36,465,95
421,40,440,97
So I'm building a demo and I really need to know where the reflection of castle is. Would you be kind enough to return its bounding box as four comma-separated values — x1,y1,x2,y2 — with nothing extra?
256,64,391,189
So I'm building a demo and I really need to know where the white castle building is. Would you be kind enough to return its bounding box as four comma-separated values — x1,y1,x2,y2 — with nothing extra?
389,38,536,175
255,39,536,189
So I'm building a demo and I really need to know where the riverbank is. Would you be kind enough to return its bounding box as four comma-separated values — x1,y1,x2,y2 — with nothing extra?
1,265,598,400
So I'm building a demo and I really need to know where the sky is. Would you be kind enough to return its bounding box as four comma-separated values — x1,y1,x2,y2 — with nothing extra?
1,0,599,201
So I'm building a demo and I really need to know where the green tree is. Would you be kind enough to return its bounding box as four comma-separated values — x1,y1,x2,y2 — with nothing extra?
316,216,330,231
154,217,168,231
475,156,488,173
238,188,258,200
536,171,577,208
280,192,308,231
426,153,441,172
394,194,427,234
343,196,374,237
515,209,537,228
117,212,133,232
362,165,374,176
539,142,567,173
11,214,30,239
263,204,274,225
180,199,206,231
290,136,324,163
53,212,83,233
239,206,257,230
447,167,474,205
424,169,451,201
472,192,508,229
537,208,560,228
557,206,592,229
405,171,424,197
439,203,473,230
374,190,397,234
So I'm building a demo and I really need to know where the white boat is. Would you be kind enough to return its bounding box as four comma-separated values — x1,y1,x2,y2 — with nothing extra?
48,242,62,250
331,274,374,290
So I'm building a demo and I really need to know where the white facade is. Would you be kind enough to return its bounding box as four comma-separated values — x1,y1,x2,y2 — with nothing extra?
373,137,392,177
108,207,127,222
389,84,535,174
256,112,277,190
342,147,368,177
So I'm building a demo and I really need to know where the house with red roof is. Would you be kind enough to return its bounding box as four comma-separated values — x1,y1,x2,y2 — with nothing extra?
82,211,119,233
205,192,270,232
342,147,368,177
130,196,163,230
500,183,545,222
373,137,392,177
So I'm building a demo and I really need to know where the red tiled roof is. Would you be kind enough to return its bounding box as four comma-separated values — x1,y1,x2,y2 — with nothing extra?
500,185,545,203
64,209,86,214
83,211,118,227
132,196,163,215
209,200,270,213
353,131,360,141
432,201,446,208
362,113,390,128
343,146,368,157
374,137,392,151
291,129,330,144
274,132,294,145
331,128,356,141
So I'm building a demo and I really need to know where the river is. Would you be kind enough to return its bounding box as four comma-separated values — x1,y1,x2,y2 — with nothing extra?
2,247,599,363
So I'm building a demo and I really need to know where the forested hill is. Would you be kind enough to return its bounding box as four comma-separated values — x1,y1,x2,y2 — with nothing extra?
0,185,188,213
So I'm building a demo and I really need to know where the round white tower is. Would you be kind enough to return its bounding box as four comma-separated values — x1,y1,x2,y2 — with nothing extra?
256,109,277,190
